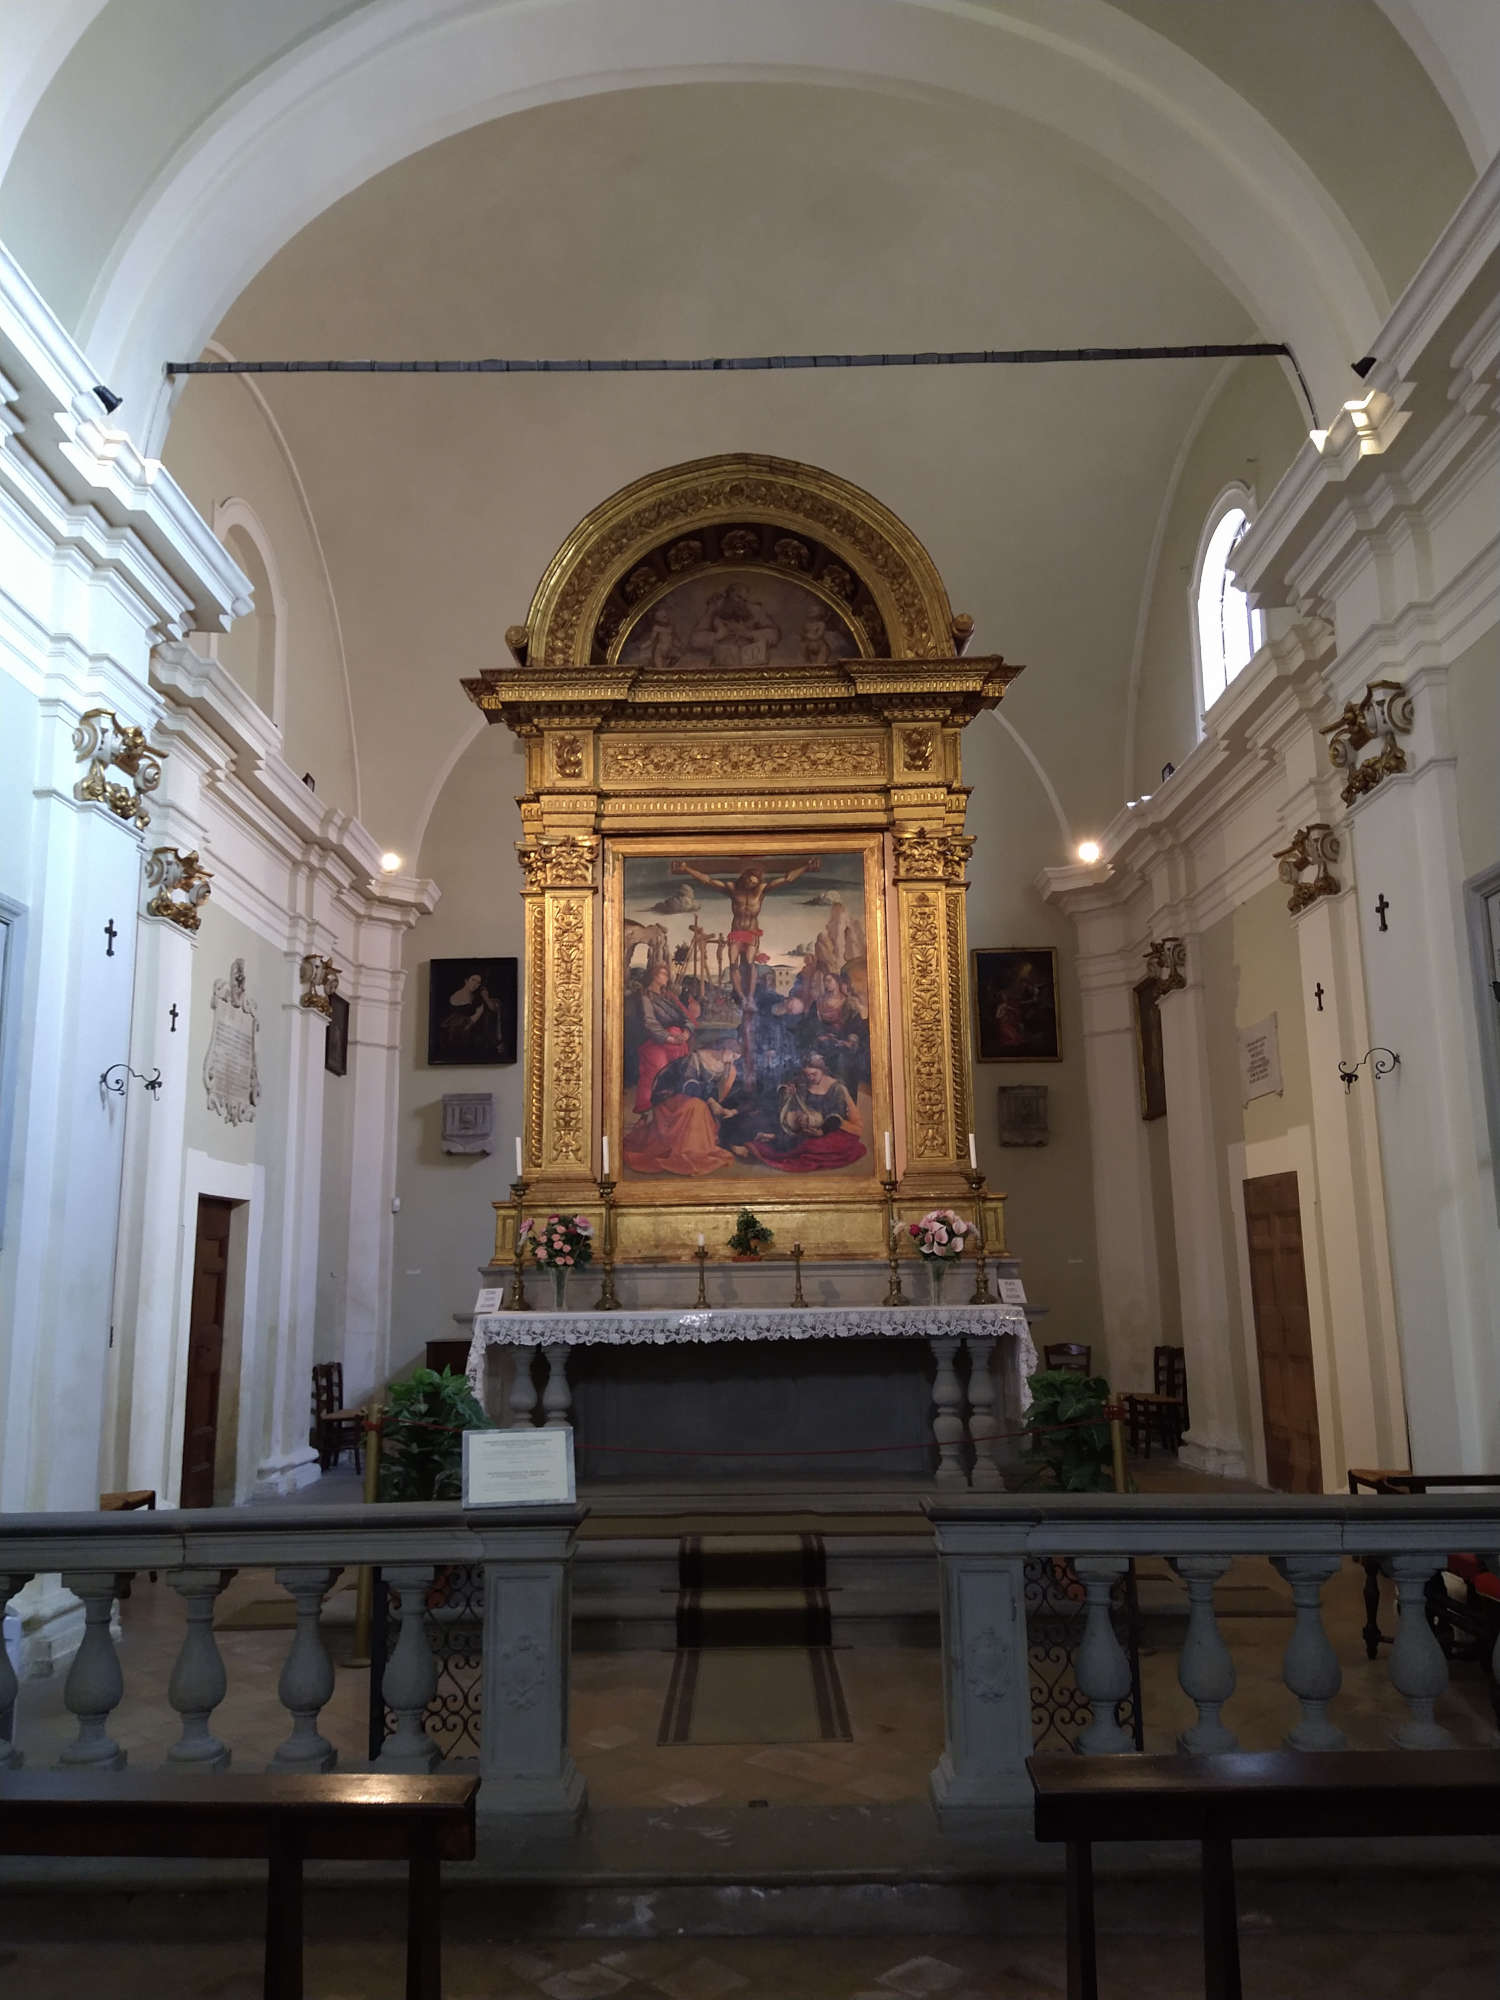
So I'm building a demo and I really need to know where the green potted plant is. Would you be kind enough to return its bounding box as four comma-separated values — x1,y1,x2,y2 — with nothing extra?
377,1366,492,1502
727,1206,774,1259
1021,1369,1119,1493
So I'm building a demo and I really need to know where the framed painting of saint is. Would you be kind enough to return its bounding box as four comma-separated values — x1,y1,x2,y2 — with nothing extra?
324,991,349,1077
972,947,1061,1062
426,957,518,1066
605,834,891,1191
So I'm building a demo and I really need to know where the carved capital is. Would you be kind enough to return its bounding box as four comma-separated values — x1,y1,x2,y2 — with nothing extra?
518,835,599,892
144,847,212,931
74,708,165,830
892,830,973,884
298,953,340,1017
1274,822,1342,914
1321,678,1413,805
1144,936,1187,994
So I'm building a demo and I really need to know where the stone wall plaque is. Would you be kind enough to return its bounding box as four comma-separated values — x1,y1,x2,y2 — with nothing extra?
997,1084,1048,1146
1239,1013,1283,1105
203,957,259,1126
442,1092,495,1154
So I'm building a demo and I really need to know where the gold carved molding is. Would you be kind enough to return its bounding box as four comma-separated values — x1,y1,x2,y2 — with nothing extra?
902,888,954,1161
1274,823,1341,914
74,708,164,830
601,733,887,786
518,835,599,891
298,953,340,1016
1321,679,1414,806
143,846,211,930
892,831,974,883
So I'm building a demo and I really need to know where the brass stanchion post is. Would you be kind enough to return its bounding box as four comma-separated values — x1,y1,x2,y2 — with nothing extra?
1108,1407,1128,1495
346,1401,382,1668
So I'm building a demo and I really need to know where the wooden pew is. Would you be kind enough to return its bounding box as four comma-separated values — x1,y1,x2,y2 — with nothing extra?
0,1769,477,1999
1029,1749,1500,2000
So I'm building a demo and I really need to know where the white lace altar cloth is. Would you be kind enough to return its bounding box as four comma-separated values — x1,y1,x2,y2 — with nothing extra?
467,1302,1036,1405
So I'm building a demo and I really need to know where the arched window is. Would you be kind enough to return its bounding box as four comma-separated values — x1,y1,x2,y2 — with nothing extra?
1192,491,1263,715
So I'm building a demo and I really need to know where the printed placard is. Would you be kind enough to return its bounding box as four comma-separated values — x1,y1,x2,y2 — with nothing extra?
462,1426,575,1507
473,1286,505,1316
996,1277,1028,1307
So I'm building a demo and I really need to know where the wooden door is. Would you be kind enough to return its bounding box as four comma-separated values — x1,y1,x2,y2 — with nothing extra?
1243,1171,1321,1491
180,1196,234,1507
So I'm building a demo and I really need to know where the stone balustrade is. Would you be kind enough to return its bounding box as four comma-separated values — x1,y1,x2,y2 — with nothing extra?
3,1490,1497,1838
927,1491,1500,1833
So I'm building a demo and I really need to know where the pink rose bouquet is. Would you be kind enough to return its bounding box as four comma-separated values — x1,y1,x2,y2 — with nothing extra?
908,1207,970,1263
519,1212,594,1270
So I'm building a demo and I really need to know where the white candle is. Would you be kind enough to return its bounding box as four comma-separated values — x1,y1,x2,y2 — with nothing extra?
884,1129,893,1174
697,1231,705,1249
968,1130,977,1170
514,1136,523,1177
602,1134,610,1178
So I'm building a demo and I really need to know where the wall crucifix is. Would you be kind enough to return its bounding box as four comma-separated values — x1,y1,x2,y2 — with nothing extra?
103,918,117,957
1375,893,1390,932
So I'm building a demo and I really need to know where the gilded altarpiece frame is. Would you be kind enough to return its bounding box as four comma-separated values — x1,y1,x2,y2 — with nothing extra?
463,453,1022,1262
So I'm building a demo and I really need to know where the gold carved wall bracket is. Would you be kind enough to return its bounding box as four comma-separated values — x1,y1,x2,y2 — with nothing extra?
144,847,212,930
74,708,164,830
1321,679,1413,805
1274,824,1341,913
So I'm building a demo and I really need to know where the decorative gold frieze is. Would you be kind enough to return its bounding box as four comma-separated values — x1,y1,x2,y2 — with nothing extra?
1321,679,1414,805
601,735,885,786
298,953,340,1017
144,847,211,930
1144,937,1187,993
1275,824,1341,913
517,835,599,891
73,708,164,830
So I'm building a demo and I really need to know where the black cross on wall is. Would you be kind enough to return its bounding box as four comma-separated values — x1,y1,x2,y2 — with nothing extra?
103,918,117,957
1314,983,1325,1013
1375,893,1390,932
169,1004,179,1033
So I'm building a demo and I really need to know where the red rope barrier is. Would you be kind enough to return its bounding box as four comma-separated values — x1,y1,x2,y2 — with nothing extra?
366,1412,1117,1457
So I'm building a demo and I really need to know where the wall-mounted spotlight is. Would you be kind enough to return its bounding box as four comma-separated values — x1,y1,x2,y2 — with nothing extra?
1351,356,1377,380
100,1062,163,1101
1337,1047,1399,1094
1077,840,1101,865
379,851,403,873
92,384,122,415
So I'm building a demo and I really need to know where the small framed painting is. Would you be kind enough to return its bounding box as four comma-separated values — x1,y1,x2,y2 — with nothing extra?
972,947,1061,1062
427,957,518,1066
1133,976,1167,1120
324,991,349,1078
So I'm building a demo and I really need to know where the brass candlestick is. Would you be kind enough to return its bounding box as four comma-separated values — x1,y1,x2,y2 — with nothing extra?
595,1176,621,1310
790,1241,806,1307
693,1243,709,1307
507,1177,532,1311
882,1176,907,1306
963,1167,993,1303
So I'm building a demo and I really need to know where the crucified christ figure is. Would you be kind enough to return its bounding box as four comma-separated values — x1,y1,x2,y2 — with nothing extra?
669,856,820,1005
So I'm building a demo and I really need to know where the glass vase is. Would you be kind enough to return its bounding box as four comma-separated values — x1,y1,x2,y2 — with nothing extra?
926,1258,951,1306
550,1266,569,1312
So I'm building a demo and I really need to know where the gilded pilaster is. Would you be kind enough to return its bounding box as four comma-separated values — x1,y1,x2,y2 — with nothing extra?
519,835,599,1183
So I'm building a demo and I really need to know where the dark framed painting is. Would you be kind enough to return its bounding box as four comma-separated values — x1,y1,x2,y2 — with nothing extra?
1133,976,1167,1120
324,991,349,1077
972,947,1061,1062
427,957,518,1066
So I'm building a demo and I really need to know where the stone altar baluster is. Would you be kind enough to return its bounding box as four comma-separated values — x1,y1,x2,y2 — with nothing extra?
1272,1554,1345,1751
541,1346,572,1428
270,1566,341,1772
0,1571,34,1768
1384,1551,1455,1748
928,1334,967,1487
166,1568,235,1771
508,1345,539,1429
58,1571,131,1771
1074,1557,1134,1752
1172,1553,1239,1753
965,1337,1003,1490
377,1565,441,1773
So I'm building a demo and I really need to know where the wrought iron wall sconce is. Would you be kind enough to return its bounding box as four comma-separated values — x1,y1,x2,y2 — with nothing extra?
1337,1047,1400,1094
100,1062,163,1101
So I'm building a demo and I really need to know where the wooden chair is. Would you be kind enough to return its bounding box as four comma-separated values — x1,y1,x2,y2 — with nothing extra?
311,1362,363,1473
1123,1345,1188,1457
0,1770,477,2000
1042,1343,1092,1375
1030,1749,1500,2000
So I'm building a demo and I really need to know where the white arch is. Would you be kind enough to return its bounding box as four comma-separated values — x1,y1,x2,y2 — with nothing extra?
210,496,289,731
71,0,1388,447
0,0,110,185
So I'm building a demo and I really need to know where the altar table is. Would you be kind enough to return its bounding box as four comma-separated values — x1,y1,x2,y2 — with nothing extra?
465,1303,1036,1488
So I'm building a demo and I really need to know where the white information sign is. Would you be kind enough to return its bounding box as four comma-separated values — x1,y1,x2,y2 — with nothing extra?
463,1426,575,1507
473,1287,505,1316
996,1277,1028,1306
1238,1013,1283,1104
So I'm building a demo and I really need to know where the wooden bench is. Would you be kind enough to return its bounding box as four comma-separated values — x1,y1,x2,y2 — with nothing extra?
0,1769,477,1999
1029,1749,1500,2000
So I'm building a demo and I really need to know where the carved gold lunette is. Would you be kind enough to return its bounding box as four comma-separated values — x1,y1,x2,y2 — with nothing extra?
144,847,211,930
74,708,164,831
1274,823,1341,914
1321,679,1413,806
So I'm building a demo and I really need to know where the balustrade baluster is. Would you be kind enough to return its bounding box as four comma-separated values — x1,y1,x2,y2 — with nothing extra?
966,1338,1003,1490
57,1570,131,1771
541,1346,572,1429
377,1565,441,1773
508,1345,539,1428
928,1335,967,1486
0,1571,34,1768
270,1566,341,1772
1384,1551,1455,1749
1272,1554,1345,1750
166,1568,235,1771
1074,1557,1133,1753
1172,1553,1238,1753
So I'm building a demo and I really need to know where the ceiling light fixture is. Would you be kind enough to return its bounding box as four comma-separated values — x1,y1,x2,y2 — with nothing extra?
1077,840,1101,865
380,852,402,873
